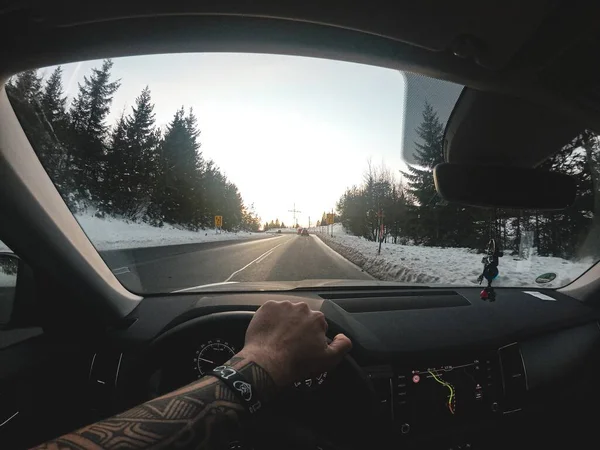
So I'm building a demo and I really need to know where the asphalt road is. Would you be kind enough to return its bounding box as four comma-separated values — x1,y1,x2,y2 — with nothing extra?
101,234,372,293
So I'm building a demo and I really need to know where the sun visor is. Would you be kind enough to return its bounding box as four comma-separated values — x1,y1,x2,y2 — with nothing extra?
443,88,581,167
434,163,577,210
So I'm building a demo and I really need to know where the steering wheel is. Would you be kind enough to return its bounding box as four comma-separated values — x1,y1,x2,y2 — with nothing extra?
247,352,380,450
140,311,380,450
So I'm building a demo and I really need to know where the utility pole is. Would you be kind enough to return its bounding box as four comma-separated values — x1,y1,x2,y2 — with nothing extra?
331,208,334,237
288,203,301,228
308,216,311,229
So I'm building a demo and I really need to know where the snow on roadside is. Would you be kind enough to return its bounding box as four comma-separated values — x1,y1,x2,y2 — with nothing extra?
75,213,265,251
0,213,266,253
313,224,593,288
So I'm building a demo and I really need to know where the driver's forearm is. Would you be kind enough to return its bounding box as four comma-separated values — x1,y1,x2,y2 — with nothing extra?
32,354,276,450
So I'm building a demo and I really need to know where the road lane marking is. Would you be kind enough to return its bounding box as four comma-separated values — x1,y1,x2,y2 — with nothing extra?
224,240,288,282
103,235,284,271
172,236,294,292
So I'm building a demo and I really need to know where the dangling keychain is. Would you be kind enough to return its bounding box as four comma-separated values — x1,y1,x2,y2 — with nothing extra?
477,238,503,301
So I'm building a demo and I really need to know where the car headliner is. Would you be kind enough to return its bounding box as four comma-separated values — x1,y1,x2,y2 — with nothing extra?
1,1,600,130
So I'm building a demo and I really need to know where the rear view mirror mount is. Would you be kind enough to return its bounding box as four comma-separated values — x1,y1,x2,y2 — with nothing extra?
433,163,577,210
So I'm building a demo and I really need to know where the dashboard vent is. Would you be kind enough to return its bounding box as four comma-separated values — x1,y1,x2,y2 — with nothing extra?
321,290,470,312
88,351,123,412
498,343,528,413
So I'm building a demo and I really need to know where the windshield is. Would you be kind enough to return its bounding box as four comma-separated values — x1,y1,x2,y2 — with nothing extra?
6,53,600,293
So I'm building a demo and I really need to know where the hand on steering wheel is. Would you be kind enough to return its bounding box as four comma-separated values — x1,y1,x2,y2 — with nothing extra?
238,300,353,388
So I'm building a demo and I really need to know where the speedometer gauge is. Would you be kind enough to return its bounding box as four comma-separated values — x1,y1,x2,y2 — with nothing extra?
193,339,236,377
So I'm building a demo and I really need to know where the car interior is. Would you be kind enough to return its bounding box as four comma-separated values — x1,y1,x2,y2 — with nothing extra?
2,2,600,449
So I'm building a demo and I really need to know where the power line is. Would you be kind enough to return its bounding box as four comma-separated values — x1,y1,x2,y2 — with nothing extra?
288,203,301,227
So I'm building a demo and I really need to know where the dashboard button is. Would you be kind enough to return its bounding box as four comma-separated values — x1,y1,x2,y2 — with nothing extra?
400,423,410,434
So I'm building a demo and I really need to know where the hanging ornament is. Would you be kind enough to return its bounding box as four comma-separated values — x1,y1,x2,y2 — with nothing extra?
477,238,503,301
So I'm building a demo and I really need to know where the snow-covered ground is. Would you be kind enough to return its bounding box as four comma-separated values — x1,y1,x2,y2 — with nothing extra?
76,213,265,250
313,224,594,288
0,212,265,252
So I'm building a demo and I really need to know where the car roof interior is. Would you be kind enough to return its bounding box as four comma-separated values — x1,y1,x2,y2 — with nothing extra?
2,1,600,164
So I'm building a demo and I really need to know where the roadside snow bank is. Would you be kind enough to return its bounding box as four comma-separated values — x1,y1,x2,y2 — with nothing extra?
314,225,592,288
75,213,264,250
1,213,265,253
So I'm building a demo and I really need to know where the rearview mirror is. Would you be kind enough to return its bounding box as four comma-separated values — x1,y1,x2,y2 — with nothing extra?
433,163,577,210
0,253,18,327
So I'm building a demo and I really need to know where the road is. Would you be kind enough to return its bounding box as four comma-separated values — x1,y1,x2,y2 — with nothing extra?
101,234,372,293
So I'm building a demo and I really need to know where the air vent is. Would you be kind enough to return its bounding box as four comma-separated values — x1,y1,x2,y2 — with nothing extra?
88,351,123,412
498,343,528,413
364,365,394,422
321,290,470,312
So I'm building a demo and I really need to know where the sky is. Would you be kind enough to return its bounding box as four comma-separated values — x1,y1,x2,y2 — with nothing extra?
43,53,407,227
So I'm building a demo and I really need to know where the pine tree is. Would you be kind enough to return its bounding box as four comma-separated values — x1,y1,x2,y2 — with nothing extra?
106,87,160,218
69,59,121,197
6,69,83,208
402,101,444,206
401,101,464,246
38,66,71,185
321,212,328,226
578,132,600,258
10,69,42,101
40,67,67,129
153,107,203,227
104,113,128,213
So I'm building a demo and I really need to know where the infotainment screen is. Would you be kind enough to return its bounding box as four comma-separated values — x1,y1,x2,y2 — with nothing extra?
395,358,500,433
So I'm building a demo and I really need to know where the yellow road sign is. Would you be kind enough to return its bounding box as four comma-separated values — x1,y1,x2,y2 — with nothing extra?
326,213,334,225
215,215,223,228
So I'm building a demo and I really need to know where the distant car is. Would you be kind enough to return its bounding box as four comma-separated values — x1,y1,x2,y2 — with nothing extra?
301,228,309,236
297,228,302,235
277,229,282,234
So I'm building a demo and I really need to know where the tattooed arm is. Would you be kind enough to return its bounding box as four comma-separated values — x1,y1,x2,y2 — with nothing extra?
33,300,352,450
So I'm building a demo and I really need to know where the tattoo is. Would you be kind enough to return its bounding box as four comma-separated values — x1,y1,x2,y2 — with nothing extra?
33,355,276,450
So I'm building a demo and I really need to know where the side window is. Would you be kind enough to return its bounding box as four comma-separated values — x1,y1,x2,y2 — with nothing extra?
0,240,17,327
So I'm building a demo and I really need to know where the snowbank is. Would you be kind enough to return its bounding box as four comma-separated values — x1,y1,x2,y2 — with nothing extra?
313,224,593,288
75,213,265,250
1,213,266,253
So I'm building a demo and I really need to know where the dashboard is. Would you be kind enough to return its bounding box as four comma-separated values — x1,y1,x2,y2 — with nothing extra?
91,286,600,450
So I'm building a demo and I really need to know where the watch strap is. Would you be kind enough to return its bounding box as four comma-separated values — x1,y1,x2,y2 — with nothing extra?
211,365,263,414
